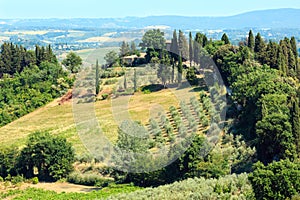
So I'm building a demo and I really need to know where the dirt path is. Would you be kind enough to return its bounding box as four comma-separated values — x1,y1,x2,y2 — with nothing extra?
0,182,101,194
28,182,101,193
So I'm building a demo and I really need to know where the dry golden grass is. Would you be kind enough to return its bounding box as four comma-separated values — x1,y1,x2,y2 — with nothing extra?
0,85,197,155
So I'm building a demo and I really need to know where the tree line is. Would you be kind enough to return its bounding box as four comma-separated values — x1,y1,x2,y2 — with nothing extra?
0,44,73,127
0,43,58,77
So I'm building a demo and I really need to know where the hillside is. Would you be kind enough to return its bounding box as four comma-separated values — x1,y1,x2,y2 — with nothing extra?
1,9,300,29
0,85,198,155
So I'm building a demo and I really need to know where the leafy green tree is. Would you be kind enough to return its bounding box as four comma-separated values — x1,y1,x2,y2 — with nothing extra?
232,65,294,141
256,113,296,163
18,132,75,181
247,30,255,50
249,159,300,200
104,50,119,67
221,33,230,45
158,64,172,88
139,29,166,50
213,44,240,85
62,52,82,73
0,148,19,178
186,66,197,85
178,136,211,178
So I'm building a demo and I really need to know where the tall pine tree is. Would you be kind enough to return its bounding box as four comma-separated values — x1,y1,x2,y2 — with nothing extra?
247,30,255,50
189,32,194,67
178,30,189,60
95,60,100,95
177,56,183,86
221,33,230,45
170,30,179,61
254,33,266,64
291,97,300,156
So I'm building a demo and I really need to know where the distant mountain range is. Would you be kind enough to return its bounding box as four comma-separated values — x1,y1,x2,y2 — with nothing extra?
0,8,300,30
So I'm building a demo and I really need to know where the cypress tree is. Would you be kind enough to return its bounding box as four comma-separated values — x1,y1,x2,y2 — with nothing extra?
254,33,265,53
290,37,298,59
170,30,179,61
177,56,183,86
124,73,127,90
247,30,255,50
194,33,203,65
1,43,13,75
130,41,137,55
35,45,41,66
189,32,193,67
291,98,300,156
291,37,300,78
221,33,230,45
133,68,137,92
202,35,208,47
265,41,278,69
178,30,188,59
120,41,130,57
95,60,100,95
254,33,266,63
277,47,287,76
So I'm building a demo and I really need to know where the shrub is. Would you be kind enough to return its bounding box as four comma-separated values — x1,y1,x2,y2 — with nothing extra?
31,177,39,184
0,176,3,182
11,175,24,185
143,89,151,94
102,93,109,100
104,79,118,85
67,172,113,187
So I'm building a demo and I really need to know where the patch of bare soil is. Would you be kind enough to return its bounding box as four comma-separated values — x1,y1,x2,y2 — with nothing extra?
28,182,101,193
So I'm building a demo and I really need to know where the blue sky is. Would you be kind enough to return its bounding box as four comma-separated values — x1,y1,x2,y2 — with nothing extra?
0,0,300,18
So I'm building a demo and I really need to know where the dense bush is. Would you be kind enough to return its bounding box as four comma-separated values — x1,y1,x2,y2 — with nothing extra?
67,172,114,187
18,131,75,181
249,159,300,200
111,174,254,200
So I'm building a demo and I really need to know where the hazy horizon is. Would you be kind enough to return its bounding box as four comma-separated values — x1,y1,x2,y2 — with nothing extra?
0,0,300,19
0,8,299,20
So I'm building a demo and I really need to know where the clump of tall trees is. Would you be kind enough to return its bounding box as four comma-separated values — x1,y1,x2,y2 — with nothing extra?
0,43,73,127
0,131,75,182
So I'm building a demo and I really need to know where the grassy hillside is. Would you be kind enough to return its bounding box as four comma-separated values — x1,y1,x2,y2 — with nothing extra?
0,85,198,155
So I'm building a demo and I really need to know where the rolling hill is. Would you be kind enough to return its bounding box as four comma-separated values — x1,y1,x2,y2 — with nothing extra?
0,8,300,29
